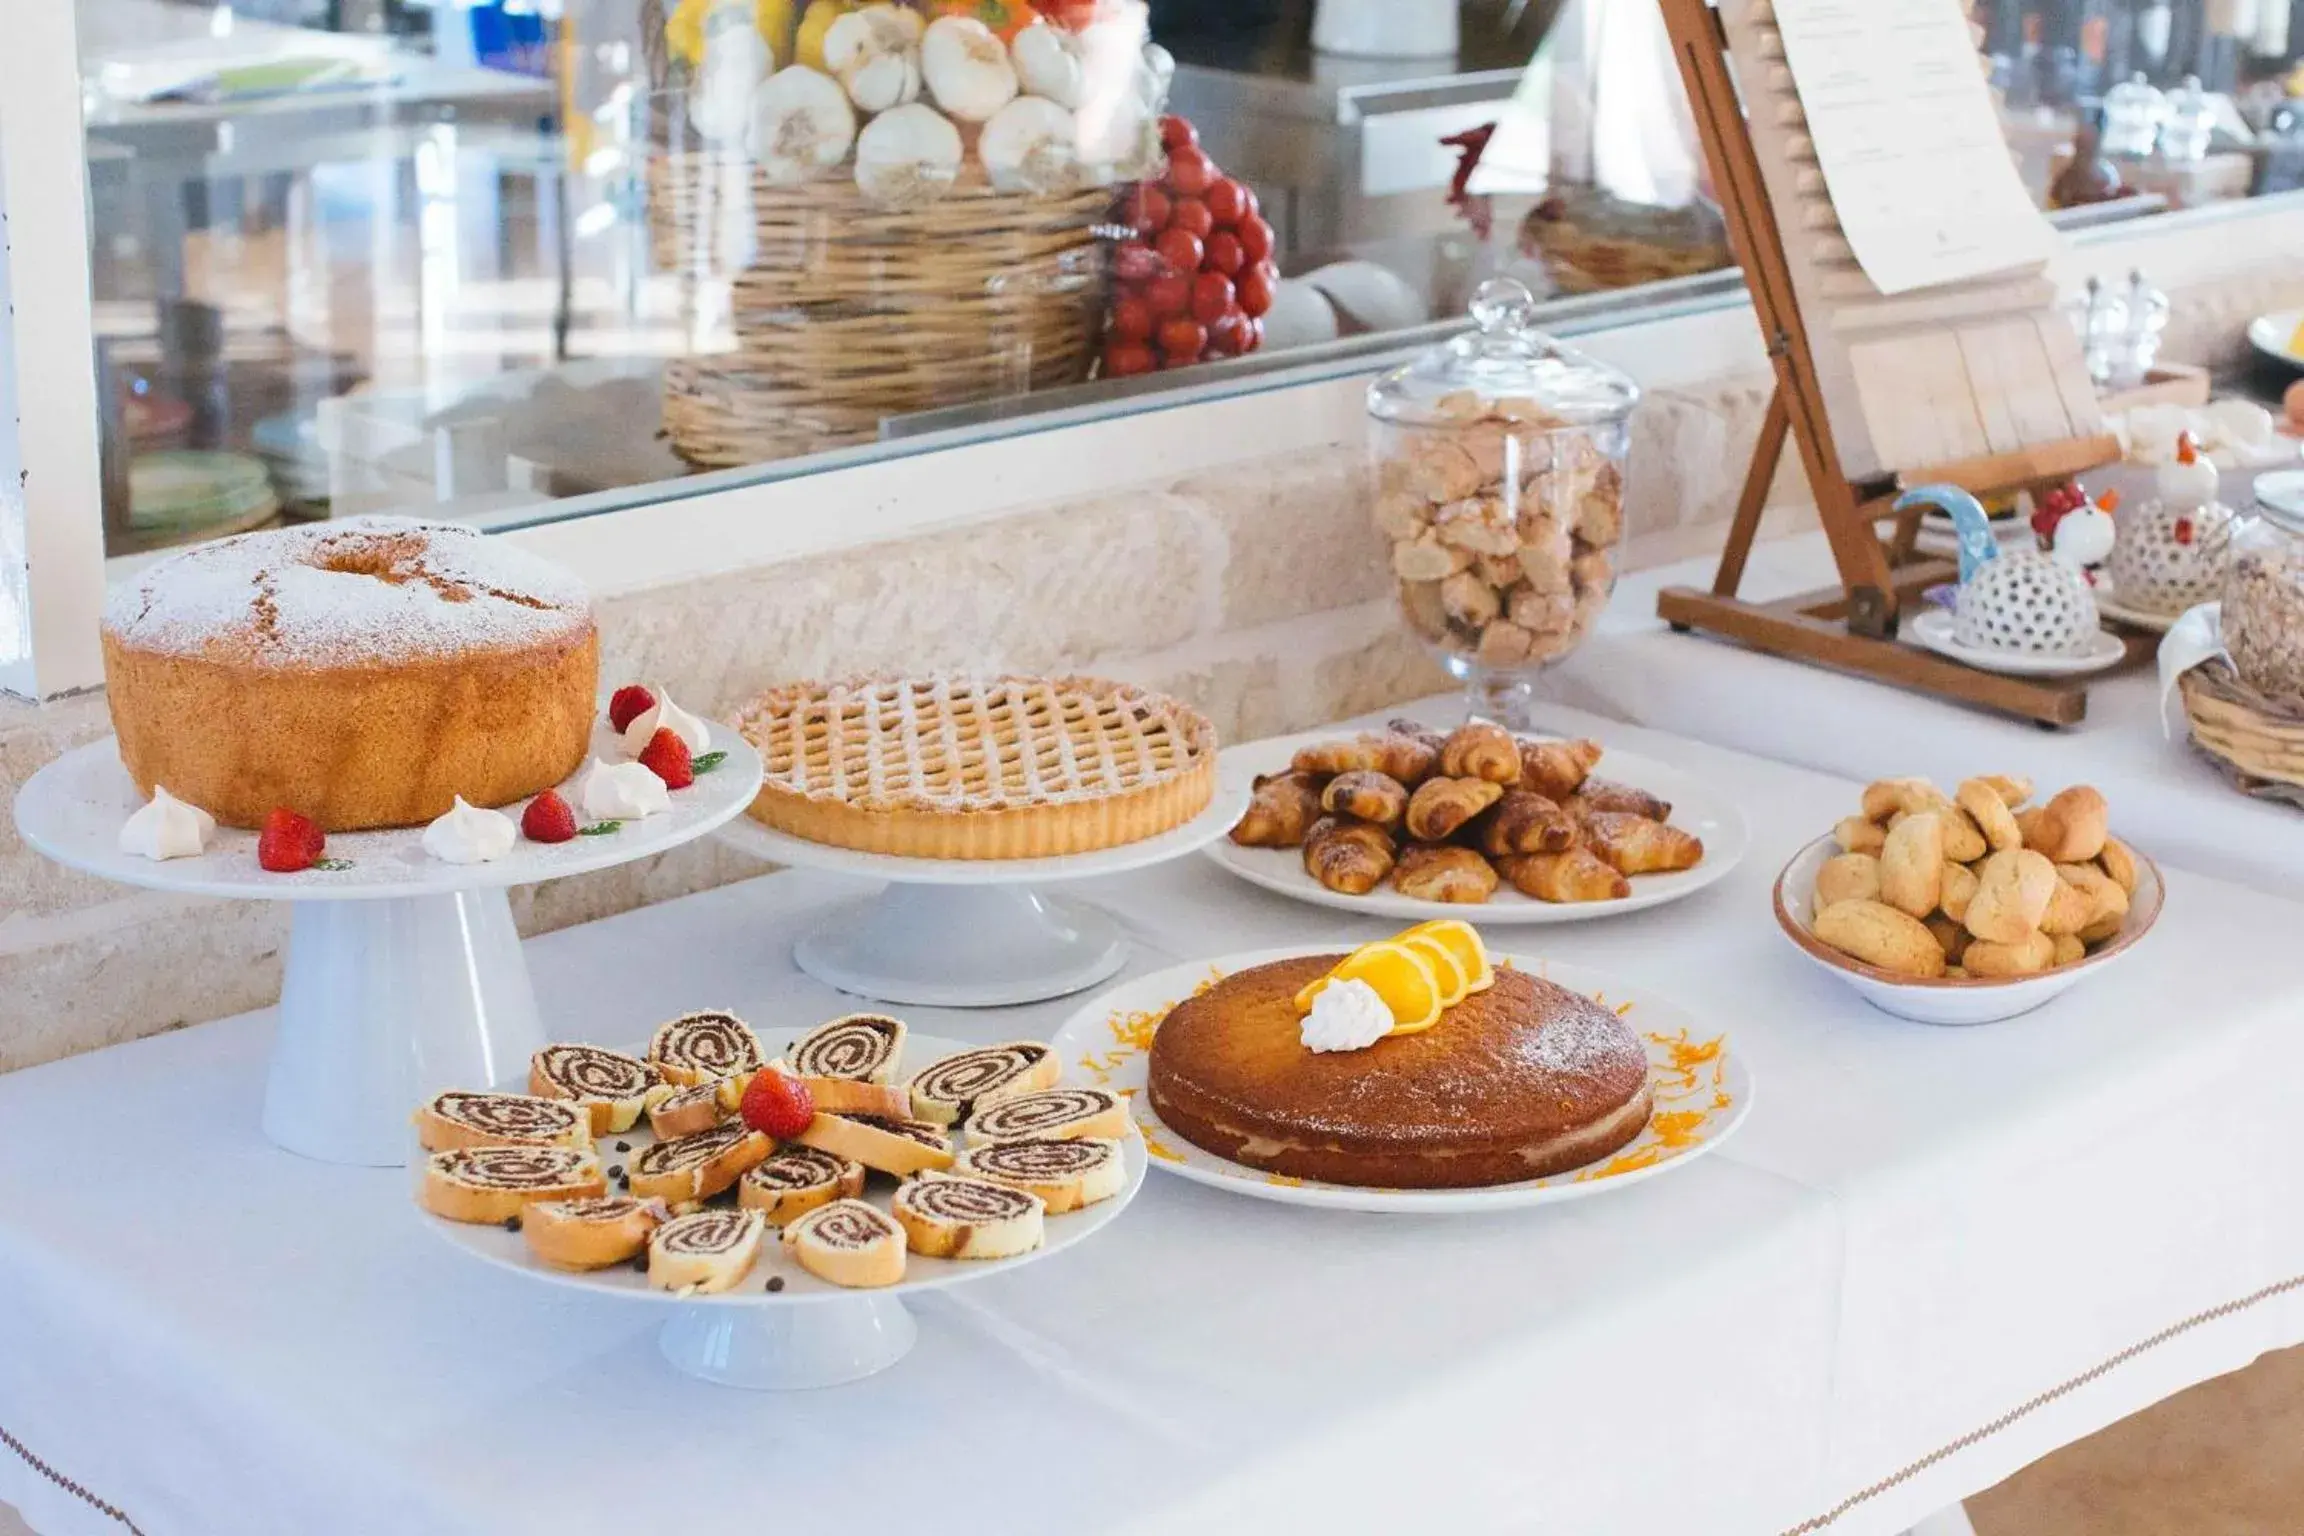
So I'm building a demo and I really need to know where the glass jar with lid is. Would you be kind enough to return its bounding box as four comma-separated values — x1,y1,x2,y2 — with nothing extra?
1367,277,1640,728
2224,490,2304,710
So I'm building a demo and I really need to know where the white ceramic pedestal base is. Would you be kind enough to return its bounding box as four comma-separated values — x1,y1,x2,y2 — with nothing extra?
658,1295,918,1389
793,884,1126,1008
266,889,545,1167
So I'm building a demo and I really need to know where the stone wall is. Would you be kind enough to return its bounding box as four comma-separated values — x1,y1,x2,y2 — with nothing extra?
6,252,2297,1070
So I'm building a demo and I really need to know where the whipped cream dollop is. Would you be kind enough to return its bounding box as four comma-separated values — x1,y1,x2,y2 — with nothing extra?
581,757,670,821
622,688,712,757
1300,978,1396,1054
118,785,216,861
421,796,518,864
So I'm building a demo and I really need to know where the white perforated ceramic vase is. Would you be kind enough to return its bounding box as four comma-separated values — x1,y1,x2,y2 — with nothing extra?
1954,552,2102,656
2106,497,2233,617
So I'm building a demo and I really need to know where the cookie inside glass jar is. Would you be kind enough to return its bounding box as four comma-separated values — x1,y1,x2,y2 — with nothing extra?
1366,278,1640,727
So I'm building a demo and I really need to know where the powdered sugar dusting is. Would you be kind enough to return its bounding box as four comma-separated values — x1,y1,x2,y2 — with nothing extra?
104,517,591,667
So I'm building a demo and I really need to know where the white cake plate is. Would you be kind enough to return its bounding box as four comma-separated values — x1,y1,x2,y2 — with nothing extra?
14,723,762,1168
423,1030,1148,1389
714,774,1252,1008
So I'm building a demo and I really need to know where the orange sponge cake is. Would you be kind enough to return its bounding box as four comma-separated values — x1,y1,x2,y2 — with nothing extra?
1147,957,1652,1189
102,517,597,831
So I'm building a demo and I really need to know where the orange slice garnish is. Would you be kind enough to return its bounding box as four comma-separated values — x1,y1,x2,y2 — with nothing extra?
1398,919,1494,997
1293,940,1443,1035
1399,932,1468,1007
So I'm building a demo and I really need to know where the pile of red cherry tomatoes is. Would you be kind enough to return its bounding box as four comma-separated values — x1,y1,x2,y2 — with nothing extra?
1102,115,1279,375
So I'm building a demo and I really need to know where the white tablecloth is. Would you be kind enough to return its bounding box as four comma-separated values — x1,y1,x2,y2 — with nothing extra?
6,702,2304,1536
1544,533,2304,896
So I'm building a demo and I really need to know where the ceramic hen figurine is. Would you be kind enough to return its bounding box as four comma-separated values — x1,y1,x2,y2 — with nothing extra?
2031,483,2118,574
1897,484,2104,657
2106,430,2233,617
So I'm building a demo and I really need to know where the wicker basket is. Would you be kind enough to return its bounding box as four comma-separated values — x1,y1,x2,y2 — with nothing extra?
2177,658,2304,805
647,152,1114,468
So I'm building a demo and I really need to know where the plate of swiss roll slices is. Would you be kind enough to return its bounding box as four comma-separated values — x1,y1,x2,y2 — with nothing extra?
414,1010,1145,1301
1208,718,1747,922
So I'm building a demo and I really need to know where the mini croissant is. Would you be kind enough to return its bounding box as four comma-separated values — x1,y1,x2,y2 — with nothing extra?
1438,721,1521,784
1302,815,1396,895
1513,737,1604,801
1230,771,1325,848
1292,738,1377,777
1494,848,1631,904
1392,844,1497,904
1568,777,1672,822
1578,811,1704,876
1480,790,1576,857
1404,776,1504,842
1363,732,1441,786
1321,770,1409,830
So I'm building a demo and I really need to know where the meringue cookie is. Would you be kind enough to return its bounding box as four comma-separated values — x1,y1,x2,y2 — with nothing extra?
621,688,713,758
581,757,671,821
118,785,217,861
421,796,519,865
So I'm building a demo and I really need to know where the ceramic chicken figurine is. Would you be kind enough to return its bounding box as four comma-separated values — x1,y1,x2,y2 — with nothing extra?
2106,430,2233,617
1897,484,2104,657
2032,485,2118,574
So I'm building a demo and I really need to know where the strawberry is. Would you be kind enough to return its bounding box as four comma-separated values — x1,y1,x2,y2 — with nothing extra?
257,808,326,873
637,726,693,789
741,1069,815,1139
608,684,657,734
521,789,578,844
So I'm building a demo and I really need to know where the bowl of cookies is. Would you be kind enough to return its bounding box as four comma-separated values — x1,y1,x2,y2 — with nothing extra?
1773,775,2162,1025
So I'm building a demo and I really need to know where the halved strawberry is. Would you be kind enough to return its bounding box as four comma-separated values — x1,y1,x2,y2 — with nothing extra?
257,808,326,873
741,1069,815,1140
637,727,693,789
521,789,578,844
608,684,657,735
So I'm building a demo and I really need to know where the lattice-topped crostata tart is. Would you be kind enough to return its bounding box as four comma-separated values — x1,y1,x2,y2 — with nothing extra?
732,675,1218,859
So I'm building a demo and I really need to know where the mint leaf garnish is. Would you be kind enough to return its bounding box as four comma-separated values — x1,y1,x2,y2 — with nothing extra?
312,857,354,872
578,820,623,837
691,750,728,774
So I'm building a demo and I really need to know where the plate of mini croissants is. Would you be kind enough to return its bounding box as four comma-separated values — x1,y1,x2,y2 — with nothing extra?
1207,717,1747,922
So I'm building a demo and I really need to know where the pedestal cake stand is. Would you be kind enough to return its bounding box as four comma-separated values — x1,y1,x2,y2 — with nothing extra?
714,773,1251,1008
424,1030,1148,1389
14,723,763,1168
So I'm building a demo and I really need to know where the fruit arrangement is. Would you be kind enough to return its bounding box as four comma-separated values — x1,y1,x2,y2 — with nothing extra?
658,0,1171,206
1101,114,1277,374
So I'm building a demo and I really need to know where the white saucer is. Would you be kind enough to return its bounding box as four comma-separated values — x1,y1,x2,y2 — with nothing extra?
1906,609,2127,676
2248,308,2303,372
2091,580,2184,636
2257,469,2304,519
1048,949,1751,1214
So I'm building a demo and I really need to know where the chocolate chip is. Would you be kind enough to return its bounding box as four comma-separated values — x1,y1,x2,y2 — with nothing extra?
502,1217,521,1232
609,1166,624,1178
615,1140,631,1152
631,1255,649,1272
766,1276,785,1292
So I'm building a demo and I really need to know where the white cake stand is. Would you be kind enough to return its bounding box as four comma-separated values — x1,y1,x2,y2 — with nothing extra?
14,723,763,1168
423,1030,1148,1389
715,774,1252,1008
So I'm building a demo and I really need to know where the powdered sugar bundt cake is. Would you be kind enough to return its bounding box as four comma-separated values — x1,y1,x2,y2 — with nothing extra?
102,517,597,831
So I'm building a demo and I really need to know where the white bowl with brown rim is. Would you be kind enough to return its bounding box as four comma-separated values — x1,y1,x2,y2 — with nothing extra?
1772,835,2165,1025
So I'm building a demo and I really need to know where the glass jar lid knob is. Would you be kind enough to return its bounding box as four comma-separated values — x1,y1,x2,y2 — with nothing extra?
1469,277,1539,336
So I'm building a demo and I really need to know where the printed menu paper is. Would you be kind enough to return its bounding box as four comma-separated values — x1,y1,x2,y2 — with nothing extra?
1771,0,2059,296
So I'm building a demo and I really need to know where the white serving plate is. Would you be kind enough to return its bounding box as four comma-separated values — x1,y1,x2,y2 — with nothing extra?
1905,609,2128,676
1201,732,1747,924
1048,949,1751,1214
2248,308,2304,372
17,720,763,901
1772,835,2164,1026
421,1029,1145,1304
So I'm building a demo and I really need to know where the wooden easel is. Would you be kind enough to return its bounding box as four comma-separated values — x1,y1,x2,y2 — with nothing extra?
1651,0,2137,727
